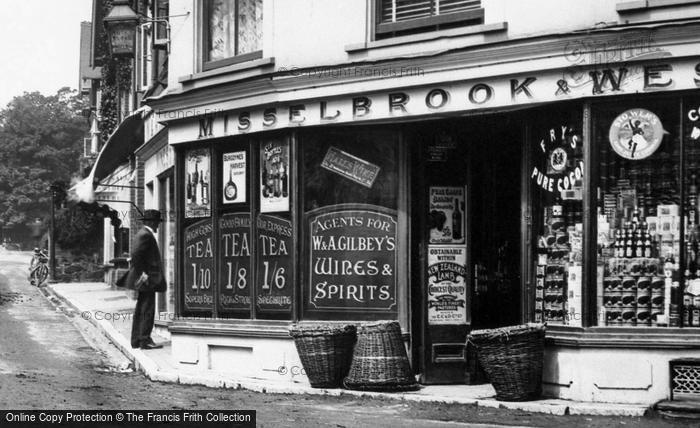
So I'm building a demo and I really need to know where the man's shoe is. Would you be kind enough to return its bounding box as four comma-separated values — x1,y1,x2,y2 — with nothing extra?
140,342,163,350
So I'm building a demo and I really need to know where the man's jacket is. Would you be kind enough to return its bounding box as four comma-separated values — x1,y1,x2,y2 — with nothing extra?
119,226,166,292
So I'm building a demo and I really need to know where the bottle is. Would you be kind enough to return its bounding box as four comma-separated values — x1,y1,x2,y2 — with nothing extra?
201,171,209,205
635,229,644,258
615,229,623,258
625,227,634,258
224,165,238,202
273,164,282,197
280,163,288,198
452,198,463,240
193,162,200,205
261,163,269,197
644,231,652,258
186,173,193,204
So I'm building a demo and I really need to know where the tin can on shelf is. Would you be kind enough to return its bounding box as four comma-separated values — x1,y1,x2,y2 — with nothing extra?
636,305,651,326
622,305,637,325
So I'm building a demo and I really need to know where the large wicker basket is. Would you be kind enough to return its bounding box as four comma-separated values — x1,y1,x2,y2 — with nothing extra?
289,324,357,388
343,321,419,392
467,323,545,401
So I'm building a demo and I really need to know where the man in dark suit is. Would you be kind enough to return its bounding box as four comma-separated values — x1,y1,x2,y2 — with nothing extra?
125,209,167,350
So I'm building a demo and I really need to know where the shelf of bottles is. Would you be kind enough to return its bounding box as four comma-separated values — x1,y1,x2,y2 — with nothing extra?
596,126,682,327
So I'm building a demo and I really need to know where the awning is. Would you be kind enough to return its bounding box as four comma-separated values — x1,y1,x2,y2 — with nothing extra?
70,107,148,201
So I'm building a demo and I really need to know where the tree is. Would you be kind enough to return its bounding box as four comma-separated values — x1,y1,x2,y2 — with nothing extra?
0,88,88,227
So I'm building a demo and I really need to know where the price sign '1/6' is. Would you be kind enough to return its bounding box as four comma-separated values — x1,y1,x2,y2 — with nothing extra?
256,214,294,312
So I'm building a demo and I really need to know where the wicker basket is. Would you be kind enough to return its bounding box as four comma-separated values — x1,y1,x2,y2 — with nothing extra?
289,324,357,388
467,323,545,401
343,321,419,392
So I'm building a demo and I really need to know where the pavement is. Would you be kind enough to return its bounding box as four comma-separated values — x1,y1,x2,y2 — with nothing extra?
45,280,652,418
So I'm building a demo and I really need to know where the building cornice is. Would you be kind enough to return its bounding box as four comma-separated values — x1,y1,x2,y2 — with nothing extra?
146,21,700,119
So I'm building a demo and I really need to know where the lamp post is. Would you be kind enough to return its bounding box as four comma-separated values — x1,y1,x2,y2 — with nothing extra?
49,182,61,282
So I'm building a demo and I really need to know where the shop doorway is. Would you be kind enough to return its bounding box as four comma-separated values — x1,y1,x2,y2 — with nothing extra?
411,114,523,384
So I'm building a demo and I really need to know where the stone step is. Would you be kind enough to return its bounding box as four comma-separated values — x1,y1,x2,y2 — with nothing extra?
656,399,700,419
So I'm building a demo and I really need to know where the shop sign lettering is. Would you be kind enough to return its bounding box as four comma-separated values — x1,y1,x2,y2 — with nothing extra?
608,108,664,160
308,207,397,311
219,213,251,311
428,246,467,325
531,125,584,193
168,59,700,144
320,147,381,188
687,104,700,140
184,219,214,310
256,214,293,312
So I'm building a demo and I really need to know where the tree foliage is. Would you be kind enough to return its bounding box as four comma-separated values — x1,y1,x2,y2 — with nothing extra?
0,88,88,227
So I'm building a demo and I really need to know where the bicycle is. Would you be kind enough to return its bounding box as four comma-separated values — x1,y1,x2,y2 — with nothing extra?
28,248,49,286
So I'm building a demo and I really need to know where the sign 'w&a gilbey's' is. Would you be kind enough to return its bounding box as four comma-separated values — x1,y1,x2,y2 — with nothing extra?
164,60,700,144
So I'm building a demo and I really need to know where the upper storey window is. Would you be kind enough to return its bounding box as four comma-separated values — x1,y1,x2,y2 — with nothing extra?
376,0,484,39
204,0,263,69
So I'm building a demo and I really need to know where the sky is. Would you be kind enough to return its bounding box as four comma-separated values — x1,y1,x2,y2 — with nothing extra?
0,0,93,108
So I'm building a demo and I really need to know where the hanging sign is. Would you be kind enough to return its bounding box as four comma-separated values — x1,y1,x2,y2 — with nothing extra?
222,151,247,204
320,147,381,188
218,213,251,312
260,139,290,213
185,148,211,218
308,207,397,312
609,108,664,160
428,246,468,325
429,187,465,245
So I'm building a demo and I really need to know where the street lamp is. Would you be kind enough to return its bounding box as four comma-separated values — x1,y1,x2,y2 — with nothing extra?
103,0,140,57
103,0,189,56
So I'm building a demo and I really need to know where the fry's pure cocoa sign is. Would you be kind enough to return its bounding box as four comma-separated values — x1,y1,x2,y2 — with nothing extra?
428,246,467,325
307,206,397,312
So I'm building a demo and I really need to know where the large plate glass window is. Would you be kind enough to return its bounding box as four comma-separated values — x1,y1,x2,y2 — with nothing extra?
529,106,584,326
301,128,400,320
594,99,680,328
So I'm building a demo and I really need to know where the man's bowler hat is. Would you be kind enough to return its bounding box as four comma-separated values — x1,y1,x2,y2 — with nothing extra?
139,209,162,223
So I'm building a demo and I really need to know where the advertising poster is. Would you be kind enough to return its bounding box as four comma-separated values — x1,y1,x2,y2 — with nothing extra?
307,207,397,312
427,246,467,325
222,151,247,204
260,139,290,213
185,148,211,218
428,186,465,244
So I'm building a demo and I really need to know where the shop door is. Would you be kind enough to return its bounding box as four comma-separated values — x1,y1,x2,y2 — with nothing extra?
414,117,522,385
470,118,522,330
412,123,471,384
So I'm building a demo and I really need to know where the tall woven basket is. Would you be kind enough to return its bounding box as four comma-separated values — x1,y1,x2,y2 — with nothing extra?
467,323,545,401
289,324,357,388
343,321,419,392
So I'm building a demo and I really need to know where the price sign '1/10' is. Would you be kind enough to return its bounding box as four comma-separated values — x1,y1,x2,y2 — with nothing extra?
261,261,286,289
191,263,212,289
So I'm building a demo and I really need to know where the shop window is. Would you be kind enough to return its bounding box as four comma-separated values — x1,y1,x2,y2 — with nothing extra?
301,128,400,320
530,106,584,326
203,0,263,70
375,0,484,39
594,98,683,328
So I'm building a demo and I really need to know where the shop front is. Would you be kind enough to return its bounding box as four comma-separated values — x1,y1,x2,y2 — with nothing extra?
157,44,700,402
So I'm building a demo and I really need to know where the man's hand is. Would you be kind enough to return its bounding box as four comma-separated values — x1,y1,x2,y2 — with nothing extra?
139,272,149,282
